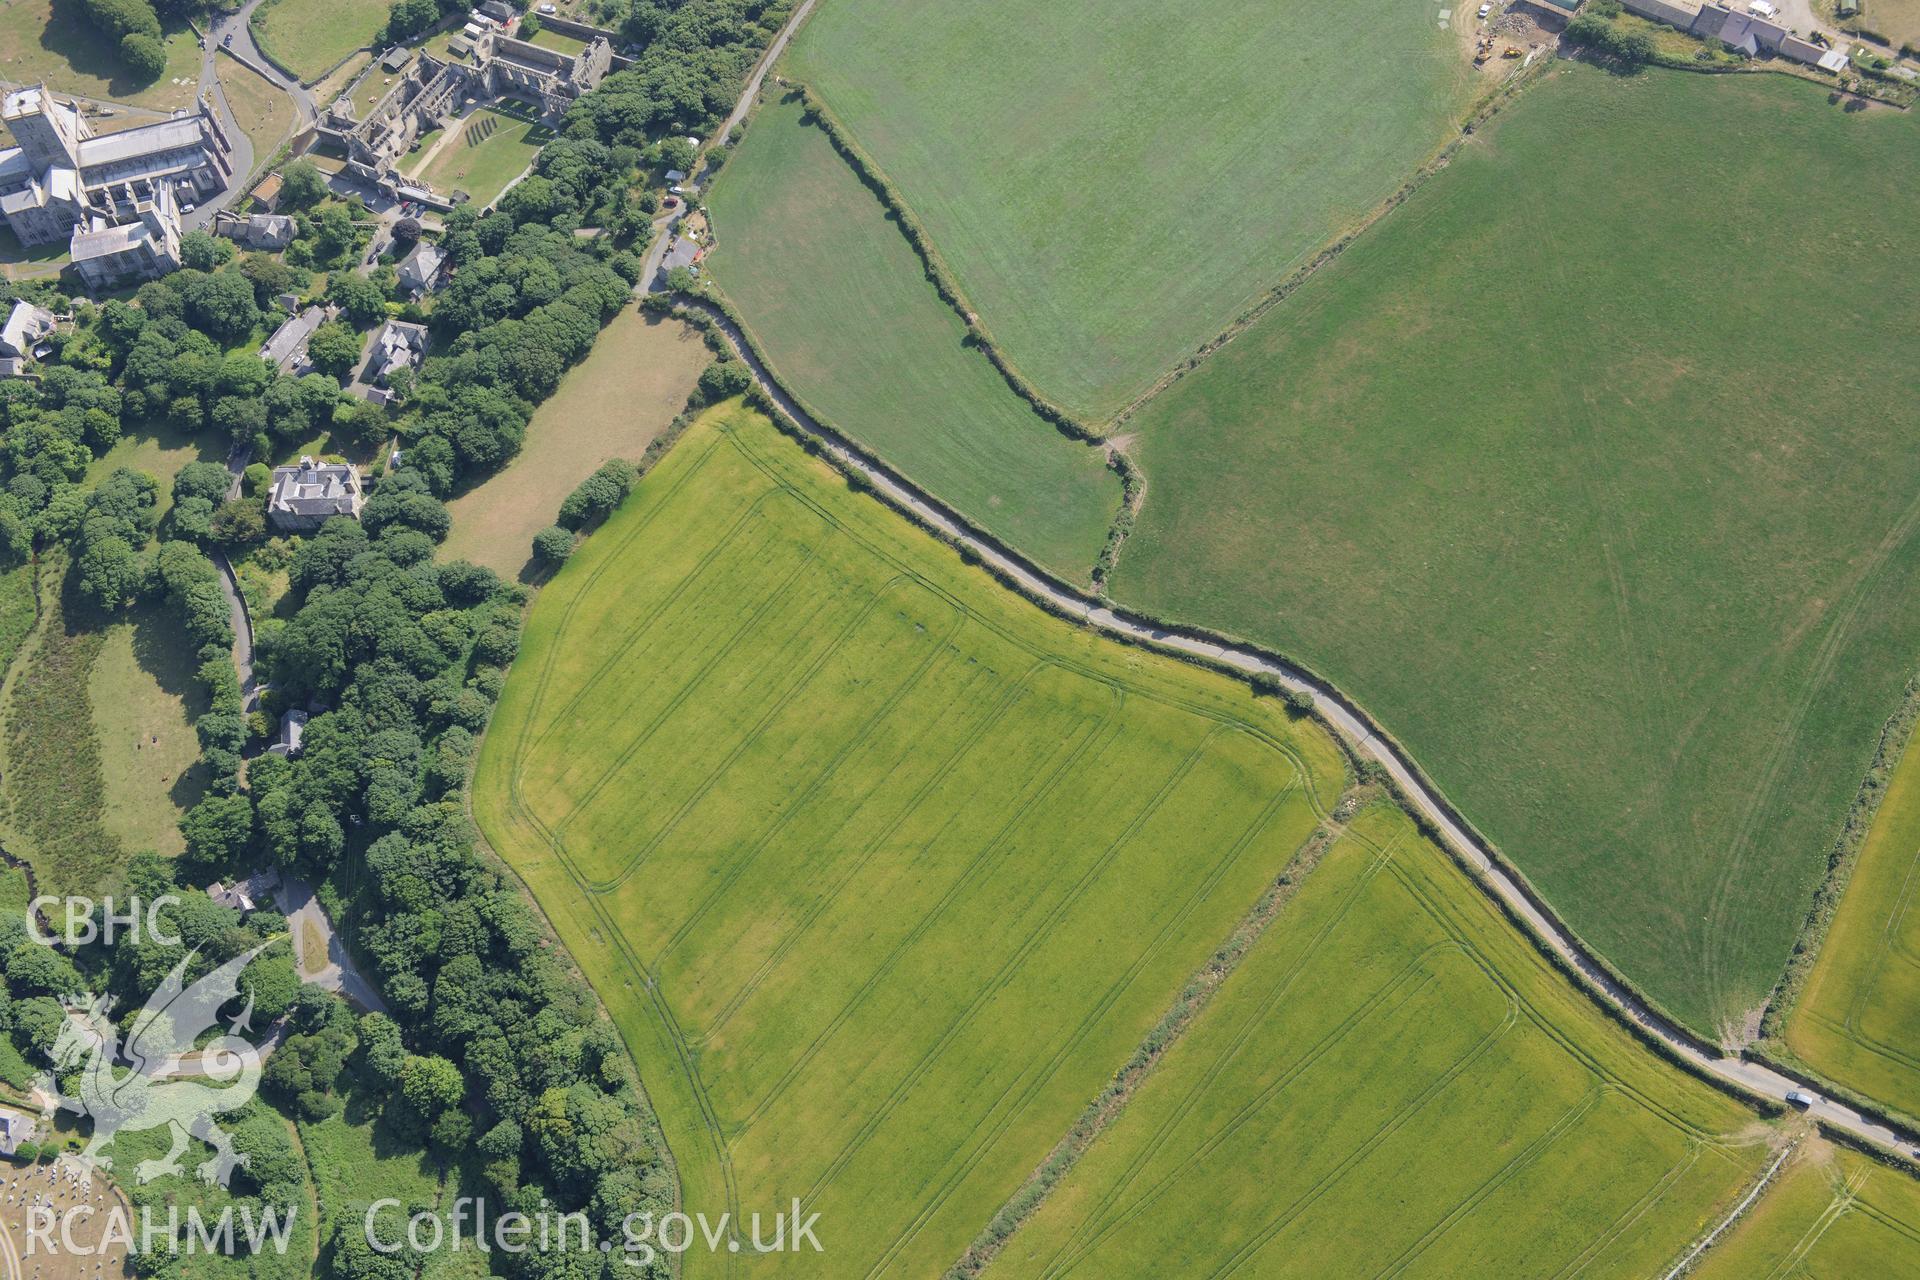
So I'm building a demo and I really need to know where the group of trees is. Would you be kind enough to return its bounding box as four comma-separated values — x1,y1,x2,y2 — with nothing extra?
566,0,795,146
1565,4,1658,65
79,0,174,85
533,457,637,565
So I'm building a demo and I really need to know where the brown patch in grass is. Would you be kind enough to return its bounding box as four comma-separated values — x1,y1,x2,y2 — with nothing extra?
441,311,710,577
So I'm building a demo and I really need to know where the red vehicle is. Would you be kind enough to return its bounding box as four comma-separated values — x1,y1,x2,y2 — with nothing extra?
663,196,680,209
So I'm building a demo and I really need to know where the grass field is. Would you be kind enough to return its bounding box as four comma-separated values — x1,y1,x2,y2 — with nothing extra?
783,0,1474,419
219,51,298,170
1689,1141,1920,1277
0,1,203,111
1109,64,1920,1036
89,600,209,858
473,401,1351,1276
413,107,547,206
85,419,225,524
255,0,388,83
1786,718,1920,1119
441,310,710,577
985,801,1770,1279
1855,0,1920,49
705,95,1120,580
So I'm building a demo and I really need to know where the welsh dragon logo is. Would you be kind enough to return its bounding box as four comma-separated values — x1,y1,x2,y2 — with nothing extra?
35,943,270,1187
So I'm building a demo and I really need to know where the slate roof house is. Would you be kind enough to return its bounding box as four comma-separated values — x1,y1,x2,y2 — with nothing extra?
365,318,429,386
261,304,332,374
397,240,447,297
217,211,296,250
0,299,54,376
268,457,364,531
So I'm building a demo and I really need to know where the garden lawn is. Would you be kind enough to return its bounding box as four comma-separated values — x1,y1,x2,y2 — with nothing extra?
473,402,1347,1277
441,310,709,578
89,599,209,858
1688,1141,1920,1277
1786,715,1920,1120
0,1,203,111
85,419,225,524
255,0,389,83
784,0,1474,419
1111,64,1920,1036
984,804,1770,1280
414,107,546,206
706,96,1119,581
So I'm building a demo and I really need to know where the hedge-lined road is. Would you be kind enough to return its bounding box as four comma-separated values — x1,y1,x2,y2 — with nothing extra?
681,299,1920,1167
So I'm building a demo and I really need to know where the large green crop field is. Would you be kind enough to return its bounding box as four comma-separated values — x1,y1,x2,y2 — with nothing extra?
1110,64,1920,1035
475,402,1778,1276
1786,718,1920,1119
983,802,1769,1280
475,401,1347,1276
1689,1142,1920,1278
706,95,1119,580
784,0,1474,418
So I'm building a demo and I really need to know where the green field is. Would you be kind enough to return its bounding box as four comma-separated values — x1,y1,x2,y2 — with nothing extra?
784,0,1474,418
985,802,1770,1279
706,95,1119,579
474,401,1349,1276
89,600,210,858
413,107,548,207
1786,718,1920,1119
255,0,389,83
1689,1142,1920,1278
0,1,204,112
1109,64,1920,1035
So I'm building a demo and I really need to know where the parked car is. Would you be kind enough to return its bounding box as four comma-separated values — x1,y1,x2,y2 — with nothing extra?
222,33,233,47
1785,1089,1817,1108
1477,3,1492,18
663,196,679,209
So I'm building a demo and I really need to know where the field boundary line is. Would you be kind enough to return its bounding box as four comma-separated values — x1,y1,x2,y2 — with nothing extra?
667,296,1920,1165
1660,1137,1799,1280
942,816,1341,1279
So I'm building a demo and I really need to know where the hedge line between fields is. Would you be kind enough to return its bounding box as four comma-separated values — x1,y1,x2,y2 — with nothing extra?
677,297,1798,1125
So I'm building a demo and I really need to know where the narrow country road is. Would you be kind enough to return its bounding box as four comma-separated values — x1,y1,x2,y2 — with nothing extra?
684,301,1920,1167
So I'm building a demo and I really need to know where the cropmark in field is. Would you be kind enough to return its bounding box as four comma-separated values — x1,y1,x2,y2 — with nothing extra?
1687,1141,1920,1278
1111,63,1920,1036
705,95,1119,581
475,402,1774,1277
475,401,1345,1276
784,0,1476,418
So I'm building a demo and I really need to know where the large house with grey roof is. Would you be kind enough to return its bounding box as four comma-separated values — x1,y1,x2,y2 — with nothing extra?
268,457,364,532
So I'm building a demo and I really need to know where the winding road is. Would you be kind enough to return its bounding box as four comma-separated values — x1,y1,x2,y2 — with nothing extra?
683,299,1920,1167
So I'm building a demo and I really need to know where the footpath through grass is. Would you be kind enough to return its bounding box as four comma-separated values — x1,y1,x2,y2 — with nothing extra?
984,801,1771,1280
785,0,1474,419
1112,63,1920,1036
1786,717,1920,1119
473,402,1345,1277
1688,1140,1920,1277
706,95,1119,581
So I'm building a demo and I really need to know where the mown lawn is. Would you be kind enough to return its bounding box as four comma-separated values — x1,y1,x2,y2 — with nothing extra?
1689,1141,1920,1277
255,0,389,83
986,804,1769,1280
414,107,547,206
1111,64,1920,1036
784,0,1474,419
441,310,710,578
706,95,1119,581
472,402,1346,1277
1786,717,1920,1119
0,1,203,111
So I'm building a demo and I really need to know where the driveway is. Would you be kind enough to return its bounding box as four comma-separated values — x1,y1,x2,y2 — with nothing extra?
275,876,389,1014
